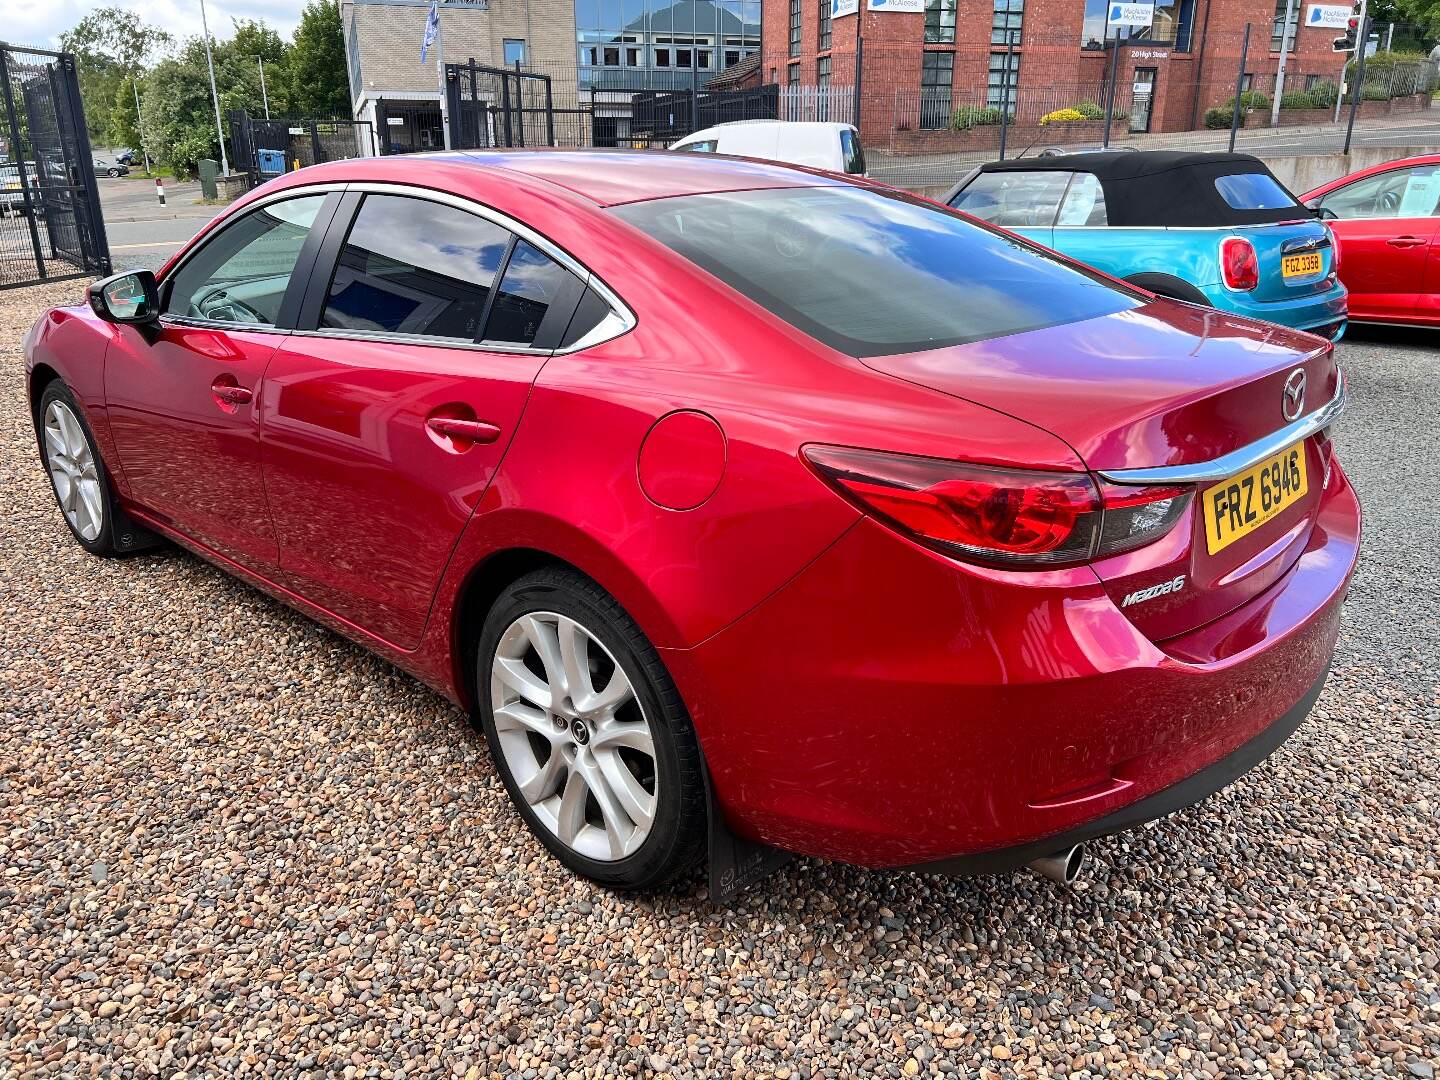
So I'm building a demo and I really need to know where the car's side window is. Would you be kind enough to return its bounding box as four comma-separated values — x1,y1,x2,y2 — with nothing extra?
681,140,718,153
1056,172,1107,227
948,172,1072,228
1319,165,1440,219
164,195,326,325
321,193,511,340
483,240,579,348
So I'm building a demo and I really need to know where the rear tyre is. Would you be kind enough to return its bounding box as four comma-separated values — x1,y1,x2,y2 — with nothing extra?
107,168,122,178
477,568,707,890
38,382,120,557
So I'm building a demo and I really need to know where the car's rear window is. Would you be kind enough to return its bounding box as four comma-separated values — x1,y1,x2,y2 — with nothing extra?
1214,172,1298,211
611,186,1136,357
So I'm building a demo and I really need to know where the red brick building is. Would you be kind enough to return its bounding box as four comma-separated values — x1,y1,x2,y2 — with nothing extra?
759,0,1352,138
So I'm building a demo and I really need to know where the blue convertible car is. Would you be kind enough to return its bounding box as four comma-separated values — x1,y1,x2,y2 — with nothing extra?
943,151,1347,340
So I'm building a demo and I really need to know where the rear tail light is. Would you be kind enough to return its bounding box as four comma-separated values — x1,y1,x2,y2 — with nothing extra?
1326,224,1341,277
1314,427,1335,486
1220,236,1259,291
803,445,1192,569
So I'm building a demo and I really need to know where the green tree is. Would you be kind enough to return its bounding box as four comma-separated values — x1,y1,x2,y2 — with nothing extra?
141,34,270,176
59,7,172,145
287,0,350,117
231,18,293,114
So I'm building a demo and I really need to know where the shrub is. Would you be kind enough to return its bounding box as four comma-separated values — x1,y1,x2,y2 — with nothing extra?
1279,89,1316,109
1071,100,1106,120
1307,82,1339,108
1362,83,1390,100
1205,105,1234,129
951,105,1002,130
1039,107,1088,125
1237,90,1271,111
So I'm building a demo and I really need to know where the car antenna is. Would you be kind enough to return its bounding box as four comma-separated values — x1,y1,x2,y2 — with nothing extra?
1012,133,1043,159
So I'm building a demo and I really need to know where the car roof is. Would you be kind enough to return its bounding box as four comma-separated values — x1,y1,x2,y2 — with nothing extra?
966,149,1308,228
453,148,846,205
978,149,1266,179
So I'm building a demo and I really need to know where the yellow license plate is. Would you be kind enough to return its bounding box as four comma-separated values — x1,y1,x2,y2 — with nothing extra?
1282,251,1322,278
1202,442,1308,555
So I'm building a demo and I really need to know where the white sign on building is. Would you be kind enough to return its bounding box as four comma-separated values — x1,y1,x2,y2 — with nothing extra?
869,0,925,12
831,0,859,16
1305,4,1350,28
1107,2,1155,27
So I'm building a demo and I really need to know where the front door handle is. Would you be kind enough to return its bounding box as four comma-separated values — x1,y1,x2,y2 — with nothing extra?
214,385,253,404
425,416,502,444
1388,236,1427,248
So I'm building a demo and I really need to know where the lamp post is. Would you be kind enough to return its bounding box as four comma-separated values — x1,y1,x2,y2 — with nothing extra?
131,76,152,174
199,0,230,175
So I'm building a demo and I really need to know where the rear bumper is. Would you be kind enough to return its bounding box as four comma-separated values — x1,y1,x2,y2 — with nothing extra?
670,460,1360,869
1203,281,1349,336
903,659,1329,875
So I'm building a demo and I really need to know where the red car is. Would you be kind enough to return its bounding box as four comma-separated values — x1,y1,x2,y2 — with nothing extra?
1302,153,1440,327
26,152,1360,893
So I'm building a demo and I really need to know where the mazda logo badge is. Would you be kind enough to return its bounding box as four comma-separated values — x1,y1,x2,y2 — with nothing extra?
1282,368,1307,422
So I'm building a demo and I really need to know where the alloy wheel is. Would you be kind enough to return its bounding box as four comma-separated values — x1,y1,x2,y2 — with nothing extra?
43,400,104,542
490,611,658,862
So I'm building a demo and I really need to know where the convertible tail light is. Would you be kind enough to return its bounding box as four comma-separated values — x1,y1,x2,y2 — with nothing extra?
803,446,1192,568
1220,236,1259,291
1326,224,1341,276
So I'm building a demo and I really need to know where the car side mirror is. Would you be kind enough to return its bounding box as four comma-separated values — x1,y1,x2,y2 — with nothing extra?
1305,199,1337,220
88,270,159,324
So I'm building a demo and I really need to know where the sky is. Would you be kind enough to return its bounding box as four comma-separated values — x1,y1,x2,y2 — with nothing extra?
16,0,304,53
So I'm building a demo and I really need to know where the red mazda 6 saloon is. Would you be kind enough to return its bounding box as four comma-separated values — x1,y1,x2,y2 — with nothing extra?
25,151,1360,893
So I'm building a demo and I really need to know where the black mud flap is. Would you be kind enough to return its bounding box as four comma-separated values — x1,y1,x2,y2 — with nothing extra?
112,503,163,553
702,759,793,905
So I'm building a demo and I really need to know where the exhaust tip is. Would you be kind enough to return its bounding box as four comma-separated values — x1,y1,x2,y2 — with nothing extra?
1026,844,1087,886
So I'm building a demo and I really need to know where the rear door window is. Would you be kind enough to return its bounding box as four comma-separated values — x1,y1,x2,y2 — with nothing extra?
680,140,718,153
613,185,1135,357
948,171,1072,228
482,240,578,348
1214,172,1300,211
1055,172,1107,226
321,194,511,340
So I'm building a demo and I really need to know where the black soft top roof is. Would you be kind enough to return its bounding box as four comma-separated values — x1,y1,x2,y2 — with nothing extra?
975,151,1307,227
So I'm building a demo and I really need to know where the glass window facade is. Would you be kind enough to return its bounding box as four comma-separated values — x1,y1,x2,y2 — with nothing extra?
1082,0,1194,51
925,0,957,44
818,0,832,51
920,51,953,129
990,0,1022,46
789,0,802,56
577,0,761,89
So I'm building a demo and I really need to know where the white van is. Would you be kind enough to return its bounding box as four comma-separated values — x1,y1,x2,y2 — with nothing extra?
669,121,867,176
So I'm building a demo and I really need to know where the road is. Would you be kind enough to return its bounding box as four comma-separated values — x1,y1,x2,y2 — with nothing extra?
96,177,222,273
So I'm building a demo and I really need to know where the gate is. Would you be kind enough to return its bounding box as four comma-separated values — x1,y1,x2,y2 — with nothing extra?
229,109,377,189
0,45,111,290
446,61,562,149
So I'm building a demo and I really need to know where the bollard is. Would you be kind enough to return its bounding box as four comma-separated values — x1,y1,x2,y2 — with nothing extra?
155,177,166,207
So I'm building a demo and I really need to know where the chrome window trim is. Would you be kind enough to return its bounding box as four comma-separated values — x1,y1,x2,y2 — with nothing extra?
287,326,551,356
159,314,291,335
1098,374,1345,486
341,181,637,354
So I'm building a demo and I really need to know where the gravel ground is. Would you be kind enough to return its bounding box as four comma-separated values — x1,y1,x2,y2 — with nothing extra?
2,282,1437,1079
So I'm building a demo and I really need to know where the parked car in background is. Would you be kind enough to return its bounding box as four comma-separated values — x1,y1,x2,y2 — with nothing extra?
26,151,1358,894
1301,154,1440,328
94,158,128,178
116,149,139,167
670,120,867,175
945,151,1347,340
1,161,44,215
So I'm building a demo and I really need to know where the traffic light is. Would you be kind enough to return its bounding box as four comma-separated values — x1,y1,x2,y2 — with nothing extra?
1333,2,1368,52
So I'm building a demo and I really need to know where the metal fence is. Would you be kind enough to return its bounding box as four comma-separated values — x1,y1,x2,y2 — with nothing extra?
434,27,1437,195
229,110,377,190
0,44,110,290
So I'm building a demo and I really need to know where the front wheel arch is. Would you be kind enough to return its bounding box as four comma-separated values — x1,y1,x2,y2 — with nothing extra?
1124,273,1213,306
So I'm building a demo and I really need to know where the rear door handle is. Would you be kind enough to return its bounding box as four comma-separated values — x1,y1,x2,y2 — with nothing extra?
425,416,502,444
1388,236,1427,248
